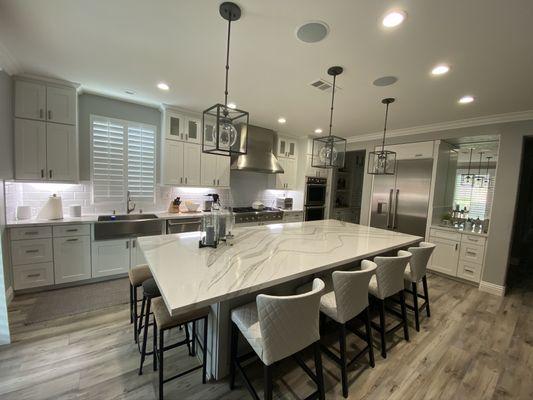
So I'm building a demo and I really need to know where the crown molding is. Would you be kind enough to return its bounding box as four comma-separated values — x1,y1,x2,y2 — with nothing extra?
346,110,533,143
0,40,21,75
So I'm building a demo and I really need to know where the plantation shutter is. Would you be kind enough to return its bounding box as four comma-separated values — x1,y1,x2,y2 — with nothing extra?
127,123,156,201
91,117,126,203
453,168,496,219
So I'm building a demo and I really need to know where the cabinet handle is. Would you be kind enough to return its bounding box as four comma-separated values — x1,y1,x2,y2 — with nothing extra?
185,177,187,184
217,179,219,185
40,109,44,119
48,110,52,120
25,231,38,235
66,229,78,232
49,170,53,179
126,241,129,249
132,240,136,248
25,249,39,253
455,243,458,251
186,134,188,141
180,177,183,184
66,238,78,242
27,273,41,278
41,169,44,178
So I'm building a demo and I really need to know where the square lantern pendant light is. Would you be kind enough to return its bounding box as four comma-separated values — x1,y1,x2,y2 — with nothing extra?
368,98,397,175
461,148,476,186
473,151,485,188
312,66,347,169
202,2,249,156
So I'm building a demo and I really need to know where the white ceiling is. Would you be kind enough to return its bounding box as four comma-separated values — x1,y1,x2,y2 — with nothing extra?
1,0,532,138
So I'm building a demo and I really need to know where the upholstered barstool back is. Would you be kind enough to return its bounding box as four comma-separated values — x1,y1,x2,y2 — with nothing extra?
405,242,436,282
371,251,412,300
257,278,325,366
332,260,377,324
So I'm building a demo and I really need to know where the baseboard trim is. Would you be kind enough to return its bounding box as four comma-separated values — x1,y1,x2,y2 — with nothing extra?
5,286,14,305
479,281,506,297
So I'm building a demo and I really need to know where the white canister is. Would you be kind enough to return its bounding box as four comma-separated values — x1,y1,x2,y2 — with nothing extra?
69,205,82,217
16,206,31,220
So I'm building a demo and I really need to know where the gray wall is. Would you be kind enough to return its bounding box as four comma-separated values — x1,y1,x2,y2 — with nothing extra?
0,71,13,179
78,93,161,181
347,120,533,289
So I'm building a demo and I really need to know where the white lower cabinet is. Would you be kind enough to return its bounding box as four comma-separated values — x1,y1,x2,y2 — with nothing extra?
282,211,304,223
91,239,131,278
428,228,486,283
130,238,148,268
54,236,91,284
13,262,54,290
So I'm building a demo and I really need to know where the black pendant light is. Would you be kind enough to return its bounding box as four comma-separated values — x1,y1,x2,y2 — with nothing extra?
311,66,347,169
461,148,475,186
474,151,485,188
483,156,493,187
202,2,249,156
368,98,397,175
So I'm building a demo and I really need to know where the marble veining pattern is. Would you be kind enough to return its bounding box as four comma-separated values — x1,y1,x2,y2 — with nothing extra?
138,220,422,315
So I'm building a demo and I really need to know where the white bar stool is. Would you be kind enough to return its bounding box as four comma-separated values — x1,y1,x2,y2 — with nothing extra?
229,278,326,400
300,260,377,398
403,242,435,331
369,250,411,359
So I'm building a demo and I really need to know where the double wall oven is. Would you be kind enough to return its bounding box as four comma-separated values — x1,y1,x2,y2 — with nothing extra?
304,176,327,221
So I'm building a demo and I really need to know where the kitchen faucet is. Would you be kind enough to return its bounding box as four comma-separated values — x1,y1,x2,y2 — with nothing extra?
127,191,136,214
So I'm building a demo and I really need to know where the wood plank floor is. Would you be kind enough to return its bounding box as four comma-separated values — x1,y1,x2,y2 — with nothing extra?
1,273,532,400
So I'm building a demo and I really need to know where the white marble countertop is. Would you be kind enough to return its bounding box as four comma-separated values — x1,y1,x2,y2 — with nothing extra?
6,211,206,227
430,225,488,238
138,219,422,316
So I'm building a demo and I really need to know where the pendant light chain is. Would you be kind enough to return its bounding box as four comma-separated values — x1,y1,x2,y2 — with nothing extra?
328,74,337,137
381,101,390,152
223,18,232,111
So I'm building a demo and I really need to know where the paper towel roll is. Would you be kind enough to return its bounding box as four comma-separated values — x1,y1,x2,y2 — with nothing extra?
37,194,64,220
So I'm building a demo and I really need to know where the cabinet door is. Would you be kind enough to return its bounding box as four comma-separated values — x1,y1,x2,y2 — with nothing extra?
216,155,231,187
284,157,297,189
130,238,148,268
428,237,459,276
46,123,77,181
54,236,91,284
46,86,77,125
275,157,288,189
91,239,131,278
14,119,47,180
14,80,46,120
201,152,217,186
287,139,297,159
186,117,201,144
162,140,184,185
203,119,216,147
278,137,288,157
183,143,201,185
165,112,185,141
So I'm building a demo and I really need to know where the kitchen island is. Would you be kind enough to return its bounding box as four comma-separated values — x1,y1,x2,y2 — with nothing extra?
137,219,421,378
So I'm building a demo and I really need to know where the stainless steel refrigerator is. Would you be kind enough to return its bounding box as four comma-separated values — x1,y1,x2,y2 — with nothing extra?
370,158,432,237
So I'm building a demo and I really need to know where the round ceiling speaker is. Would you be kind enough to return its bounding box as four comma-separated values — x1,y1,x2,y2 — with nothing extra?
373,76,398,87
296,21,329,43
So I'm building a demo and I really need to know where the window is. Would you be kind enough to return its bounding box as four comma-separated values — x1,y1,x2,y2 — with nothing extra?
453,168,495,220
91,115,156,203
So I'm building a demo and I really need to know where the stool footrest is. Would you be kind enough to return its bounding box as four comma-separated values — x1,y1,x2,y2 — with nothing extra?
162,364,203,384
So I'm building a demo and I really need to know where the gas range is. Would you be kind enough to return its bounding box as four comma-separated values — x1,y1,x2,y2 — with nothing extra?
232,207,283,225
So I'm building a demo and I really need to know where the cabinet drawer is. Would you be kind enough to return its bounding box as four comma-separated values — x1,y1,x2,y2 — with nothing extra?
457,260,482,283
53,224,90,237
461,234,486,246
10,226,52,240
429,228,461,242
459,243,485,265
11,238,53,265
13,262,54,290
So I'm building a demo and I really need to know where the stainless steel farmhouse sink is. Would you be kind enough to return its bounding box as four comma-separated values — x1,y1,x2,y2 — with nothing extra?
94,214,164,240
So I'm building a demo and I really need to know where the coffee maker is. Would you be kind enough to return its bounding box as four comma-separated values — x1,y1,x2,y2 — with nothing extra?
203,193,220,212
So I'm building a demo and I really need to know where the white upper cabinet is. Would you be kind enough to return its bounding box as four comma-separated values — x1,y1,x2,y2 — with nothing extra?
46,123,78,181
15,80,46,121
277,136,297,159
216,155,230,187
163,109,202,144
46,86,77,125
201,152,218,187
273,157,297,190
162,139,184,185
14,119,47,180
186,117,201,144
183,143,201,185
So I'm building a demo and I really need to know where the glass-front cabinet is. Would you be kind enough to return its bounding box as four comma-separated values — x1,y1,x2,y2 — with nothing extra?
163,108,201,144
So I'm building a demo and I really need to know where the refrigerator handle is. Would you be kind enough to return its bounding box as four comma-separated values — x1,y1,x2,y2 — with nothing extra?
386,189,393,228
392,189,400,229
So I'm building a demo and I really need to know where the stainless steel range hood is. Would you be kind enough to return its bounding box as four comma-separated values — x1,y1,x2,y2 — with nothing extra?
231,124,284,173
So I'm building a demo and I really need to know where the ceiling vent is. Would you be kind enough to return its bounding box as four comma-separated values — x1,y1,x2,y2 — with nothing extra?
310,79,342,92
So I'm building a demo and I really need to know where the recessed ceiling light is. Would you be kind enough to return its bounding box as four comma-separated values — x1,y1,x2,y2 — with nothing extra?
227,102,237,109
278,117,286,124
125,89,136,95
458,95,475,104
314,128,323,134
382,10,406,28
157,82,170,91
431,64,450,76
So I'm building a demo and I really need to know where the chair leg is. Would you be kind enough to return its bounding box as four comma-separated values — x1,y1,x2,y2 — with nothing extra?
153,319,158,371
137,296,146,341
202,316,208,384
158,329,164,400
378,299,387,359
264,364,273,400
422,275,431,317
364,307,375,368
138,298,151,375
192,320,197,356
313,341,326,400
412,281,420,332
129,283,133,324
399,291,410,341
229,322,238,390
133,285,139,343
185,323,192,356
339,323,348,398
